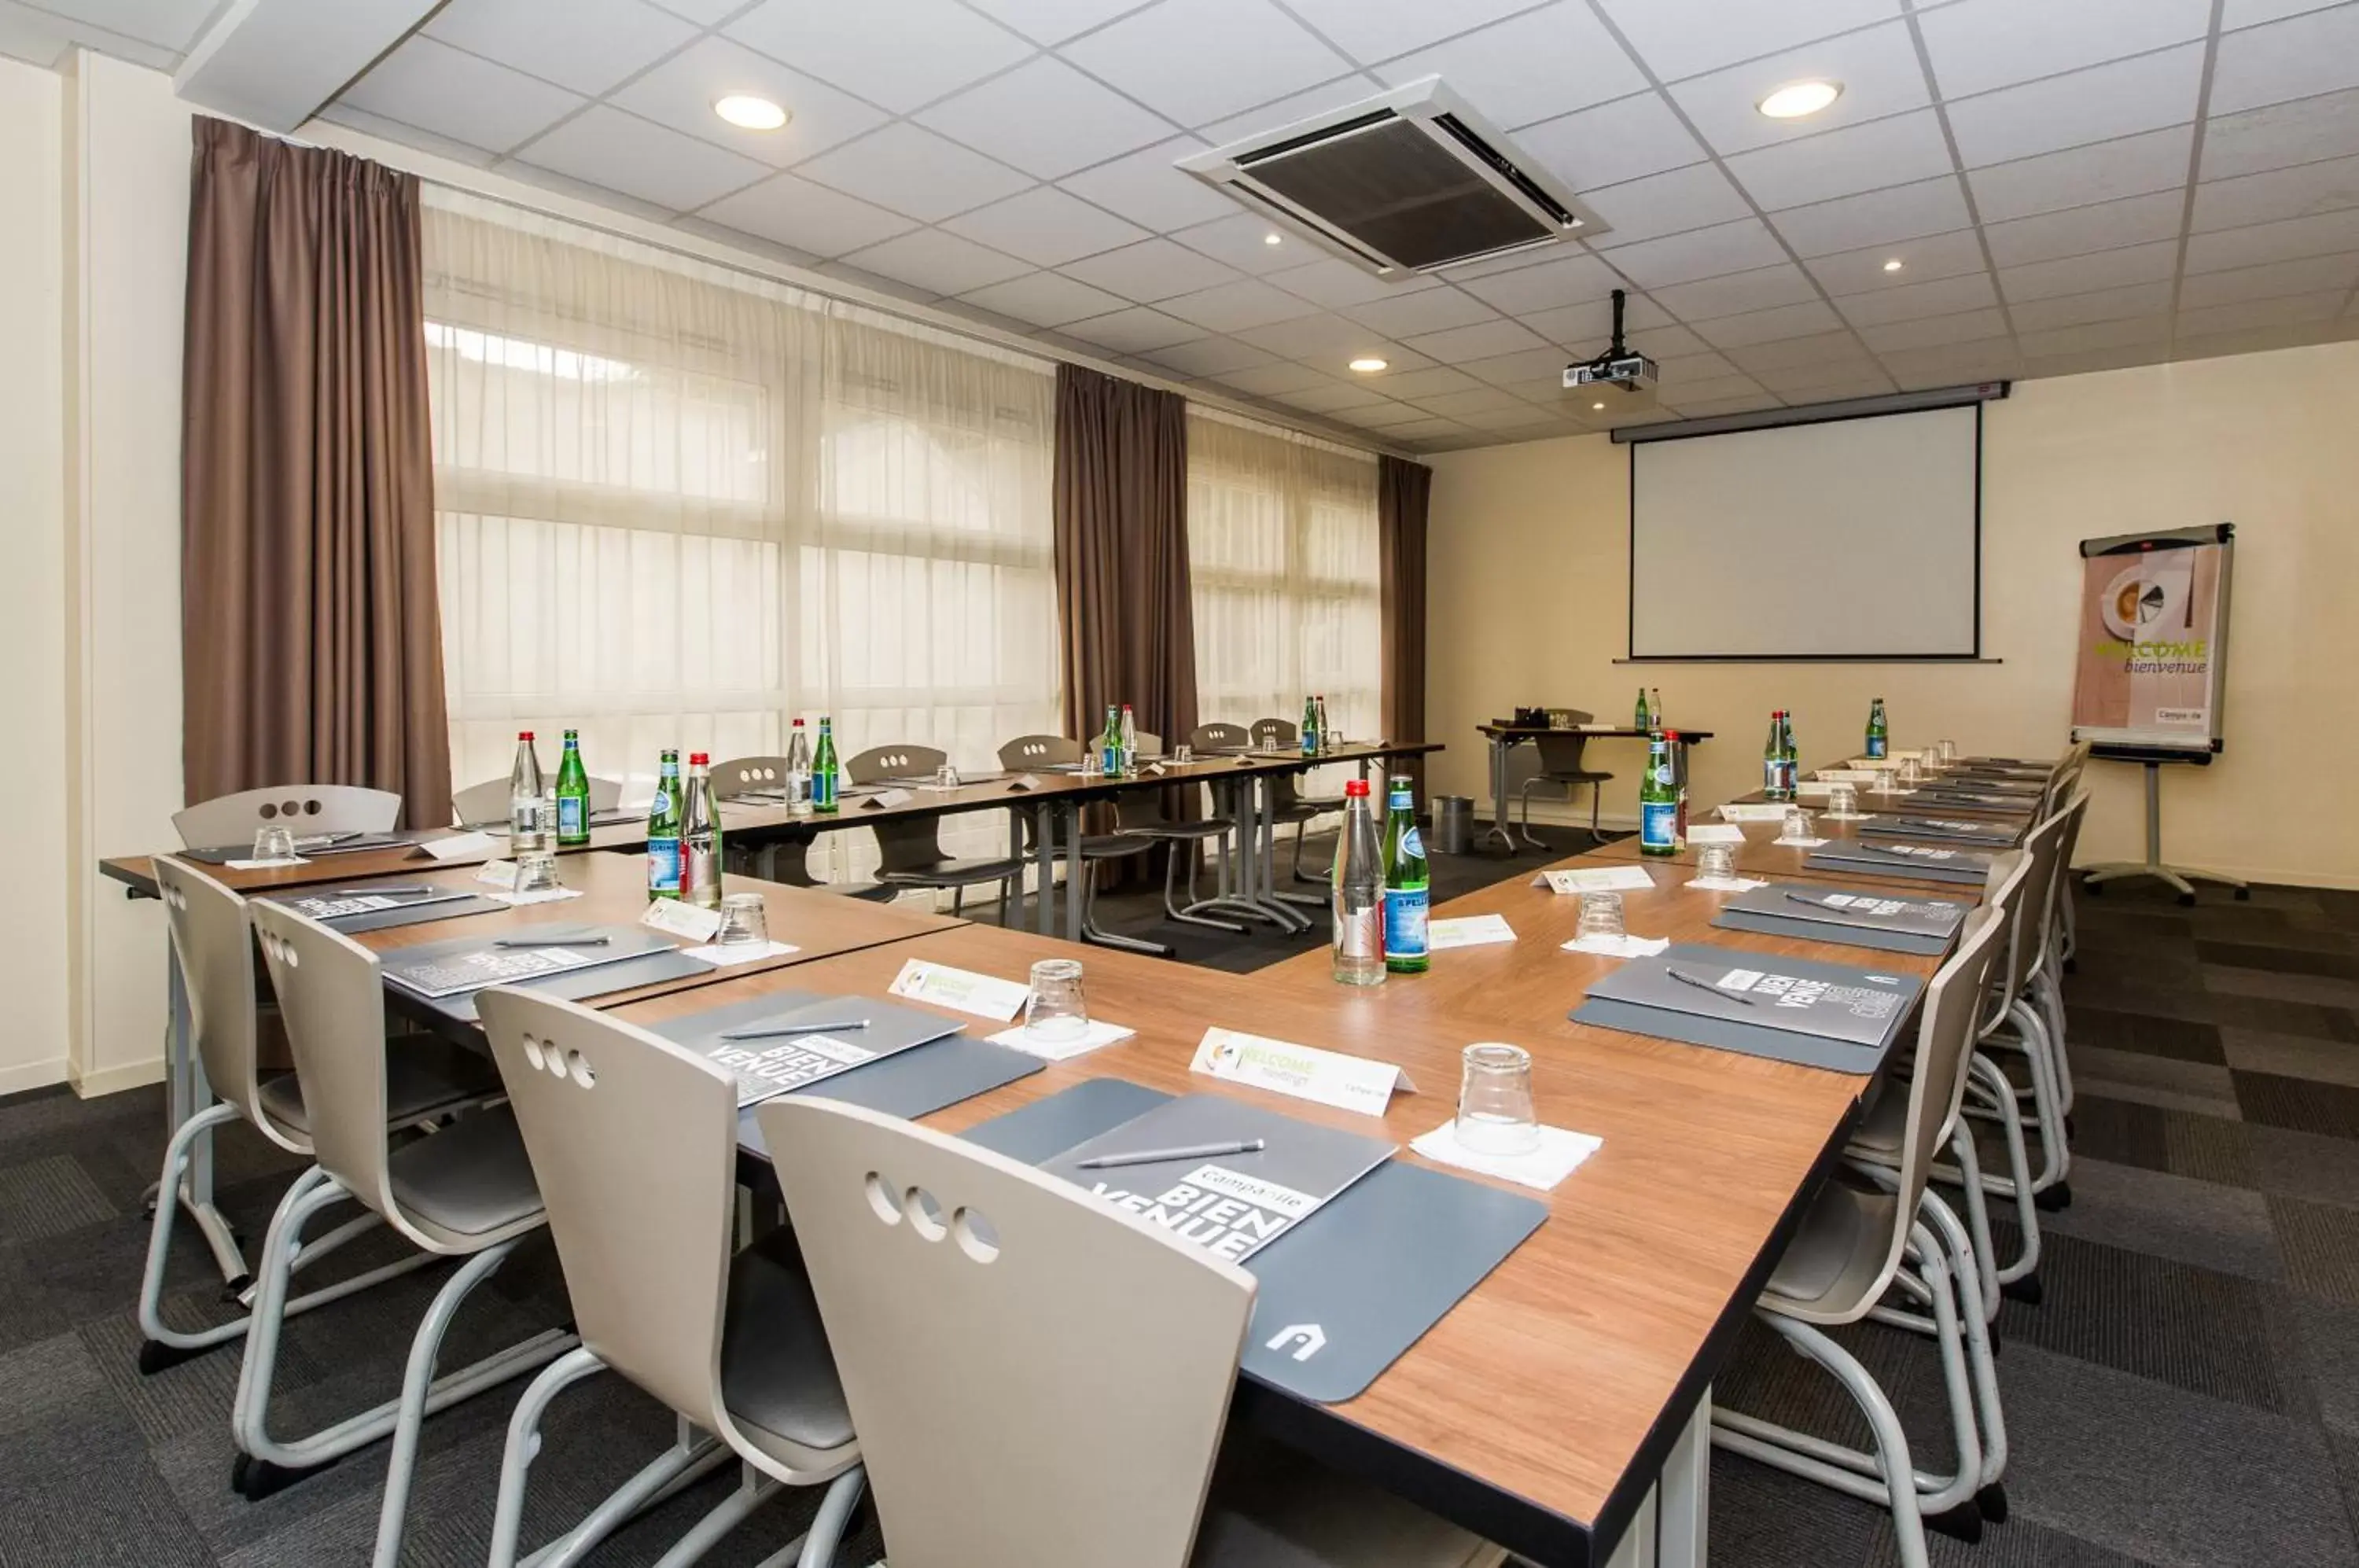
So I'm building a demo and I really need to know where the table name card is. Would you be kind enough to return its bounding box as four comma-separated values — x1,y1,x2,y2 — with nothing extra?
226,856,308,870
1686,823,1746,844
421,831,498,862
1719,803,1790,822
475,860,521,889
1190,1026,1415,1117
1537,865,1658,895
887,958,1029,1021
642,899,723,941
860,788,915,811
1427,914,1516,951
1007,774,1042,792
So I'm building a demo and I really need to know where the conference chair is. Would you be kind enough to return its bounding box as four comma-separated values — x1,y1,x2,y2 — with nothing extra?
174,784,402,849
844,744,1027,921
760,1093,1507,1568
237,901,576,1545
711,753,899,901
998,734,1169,957
1251,716,1342,885
1713,904,2010,1568
1115,729,1250,934
1187,722,1310,931
477,990,864,1568
451,773,622,828
1974,792,2085,1226
1514,726,1614,845
135,858,491,1373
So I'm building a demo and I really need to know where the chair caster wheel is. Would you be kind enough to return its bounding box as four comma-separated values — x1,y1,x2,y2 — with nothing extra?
2033,1181,2071,1212
138,1338,207,1376
2001,1275,2044,1306
1926,1500,1984,1544
1978,1483,2009,1523
235,1454,333,1502
2234,886,2250,900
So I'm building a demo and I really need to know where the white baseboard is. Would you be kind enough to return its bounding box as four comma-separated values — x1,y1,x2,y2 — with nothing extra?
0,1058,68,1098
68,1056,166,1099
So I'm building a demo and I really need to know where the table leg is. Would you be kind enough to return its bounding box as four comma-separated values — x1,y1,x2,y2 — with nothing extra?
1032,801,1054,936
1063,801,1084,944
1481,736,1517,852
1603,1387,1709,1568
1248,777,1309,932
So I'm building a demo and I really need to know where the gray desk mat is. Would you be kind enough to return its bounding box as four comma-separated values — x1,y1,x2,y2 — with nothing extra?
1572,944,1915,1073
641,989,1045,1157
965,1080,1548,1405
399,938,716,1025
1713,906,1949,956
1804,845,1989,885
260,893,509,936
1860,820,2022,848
182,830,436,865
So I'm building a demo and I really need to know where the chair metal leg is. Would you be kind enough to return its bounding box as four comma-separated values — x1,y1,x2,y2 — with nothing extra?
1166,842,1246,933
1080,864,1173,957
653,1463,781,1568
786,1467,867,1568
488,1346,610,1568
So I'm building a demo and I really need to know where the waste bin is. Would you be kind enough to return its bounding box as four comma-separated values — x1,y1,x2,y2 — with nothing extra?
1431,795,1474,855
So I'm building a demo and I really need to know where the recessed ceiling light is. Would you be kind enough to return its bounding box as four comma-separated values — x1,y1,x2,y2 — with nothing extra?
1757,80,1842,120
1264,231,1284,246
714,94,789,131
1592,401,1606,410
1882,258,1905,273
1349,357,1388,374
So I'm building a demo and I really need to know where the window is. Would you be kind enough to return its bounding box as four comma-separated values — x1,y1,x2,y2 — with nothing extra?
421,191,1059,869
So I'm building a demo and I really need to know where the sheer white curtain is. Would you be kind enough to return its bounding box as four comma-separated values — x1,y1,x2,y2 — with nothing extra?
1186,411,1383,773
421,190,1059,872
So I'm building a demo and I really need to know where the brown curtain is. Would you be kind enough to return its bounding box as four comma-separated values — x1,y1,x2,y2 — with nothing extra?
180,117,451,827
1379,453,1433,801
1053,364,1198,750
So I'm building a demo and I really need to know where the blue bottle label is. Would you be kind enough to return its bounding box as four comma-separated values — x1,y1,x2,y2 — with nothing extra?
1383,887,1429,958
1866,734,1887,759
1398,825,1423,858
558,796,586,835
813,770,837,808
1640,801,1679,850
647,837,682,894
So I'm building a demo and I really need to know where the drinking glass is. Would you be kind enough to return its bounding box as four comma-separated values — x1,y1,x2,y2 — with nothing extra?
1575,890,1626,942
1938,738,1960,767
1697,842,1739,882
252,825,298,863
716,893,768,947
1458,1043,1540,1158
1025,958,1088,1043
1172,744,1194,764
1779,807,1816,844
516,851,560,893
1896,755,1923,787
1828,782,1860,817
1078,752,1102,780
933,762,962,790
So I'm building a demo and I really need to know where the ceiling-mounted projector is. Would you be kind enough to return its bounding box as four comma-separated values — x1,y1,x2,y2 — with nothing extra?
1565,289,1658,400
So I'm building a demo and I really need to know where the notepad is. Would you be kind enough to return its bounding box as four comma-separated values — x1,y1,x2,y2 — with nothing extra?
696,996,961,1106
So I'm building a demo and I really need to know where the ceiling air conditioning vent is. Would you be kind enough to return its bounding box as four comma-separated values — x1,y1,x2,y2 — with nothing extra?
1178,77,1606,276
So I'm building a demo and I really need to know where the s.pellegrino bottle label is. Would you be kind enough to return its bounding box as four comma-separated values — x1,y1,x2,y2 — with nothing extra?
647,749,683,898
1639,736,1679,856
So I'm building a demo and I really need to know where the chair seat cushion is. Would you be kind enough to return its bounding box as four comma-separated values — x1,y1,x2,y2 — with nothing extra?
879,856,1025,887
1191,1430,1505,1567
256,1036,499,1138
1120,820,1234,843
386,1106,544,1239
1078,834,1155,860
1763,1172,1898,1316
720,1230,856,1453
1536,771,1614,785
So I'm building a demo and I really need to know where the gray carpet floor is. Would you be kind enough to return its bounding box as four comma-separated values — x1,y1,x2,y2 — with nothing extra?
2,850,2355,1566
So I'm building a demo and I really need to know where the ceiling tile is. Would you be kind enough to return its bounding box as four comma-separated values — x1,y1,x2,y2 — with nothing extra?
1157,276,1322,330
1513,93,1706,193
2017,340,2173,379
1193,74,1389,145
955,271,1132,326
1276,0,1534,65
1751,359,1893,396
1454,407,1579,436
1172,212,1324,274
1669,392,1786,417
1591,0,1901,83
1460,347,1578,385
2201,86,2359,182
1580,164,1753,248
425,0,696,96
1982,190,2188,267
697,171,920,255
1878,336,2021,387
2183,204,2359,270
1601,218,1790,288
513,106,771,212
1857,305,2010,352
20,0,212,50
1997,237,2181,300
2177,318,2359,365
1833,268,1998,323
1687,297,1846,348
606,36,889,168
2027,314,2172,355
648,0,745,20
724,0,1032,114
1139,336,1279,376
1213,361,1341,395
1920,0,2211,101
1409,386,1533,418
1400,318,1550,362
1368,366,1486,399
1062,304,1211,352
1724,329,1871,372
1649,263,1822,321
1522,290,1685,347
1061,0,1352,126
1966,125,2195,221
1342,287,1499,337
2177,250,2359,306
916,57,1176,180
1275,381,1393,412
1267,256,1442,308
796,123,1035,223
1653,350,1741,383
339,36,583,156
2176,289,2347,336
1335,400,1441,428
1384,415,1478,440
1054,138,1238,230
941,186,1151,266
1946,45,2206,168
2008,281,2174,330
1232,312,1419,363
962,0,1151,45
1724,110,1956,212
1371,2,1646,129
1768,175,1971,258
2192,152,2359,233
1809,228,1989,294
1062,237,1244,301
839,227,1036,295
2209,4,2359,116
1669,20,1931,158
1456,251,1621,314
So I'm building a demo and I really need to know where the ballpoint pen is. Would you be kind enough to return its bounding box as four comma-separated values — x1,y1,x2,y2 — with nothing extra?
720,1018,871,1041
1665,968,1754,1005
494,935,610,948
1077,1138,1266,1170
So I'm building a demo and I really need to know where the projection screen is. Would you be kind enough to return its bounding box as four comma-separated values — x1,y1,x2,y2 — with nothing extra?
1628,404,1982,659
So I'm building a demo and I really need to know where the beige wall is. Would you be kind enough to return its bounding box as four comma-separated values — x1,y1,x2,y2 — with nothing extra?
1427,340,2359,890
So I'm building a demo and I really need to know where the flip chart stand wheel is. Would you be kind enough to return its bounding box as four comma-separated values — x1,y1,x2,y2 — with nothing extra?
2079,759,2247,907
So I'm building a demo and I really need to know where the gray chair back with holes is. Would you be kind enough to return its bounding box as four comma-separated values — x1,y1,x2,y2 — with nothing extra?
154,856,293,1150
1189,723,1249,753
845,745,946,786
710,756,793,803
761,1094,1254,1568
175,785,401,849
1249,716,1294,750
998,734,1079,770
1532,731,1603,777
452,775,622,827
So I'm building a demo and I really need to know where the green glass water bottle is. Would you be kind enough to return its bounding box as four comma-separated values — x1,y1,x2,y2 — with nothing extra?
555,729,591,846
1381,775,1429,974
1635,686,1651,730
812,717,841,812
1639,732,1678,856
1866,696,1890,760
646,749,683,899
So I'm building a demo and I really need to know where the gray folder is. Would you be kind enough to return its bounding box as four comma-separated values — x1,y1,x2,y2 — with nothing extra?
1723,882,1968,941
182,830,430,865
1863,816,2022,848
405,947,718,1025
1805,840,1993,885
1713,907,1949,956
263,889,506,935
1907,789,2038,813
673,995,964,1106
381,924,676,1000
1581,944,1922,1051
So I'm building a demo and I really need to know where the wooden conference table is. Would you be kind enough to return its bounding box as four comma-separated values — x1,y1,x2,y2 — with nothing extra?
1477,723,1715,852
